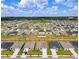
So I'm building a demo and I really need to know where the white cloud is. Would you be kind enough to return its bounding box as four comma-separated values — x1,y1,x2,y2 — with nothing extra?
1,3,15,17
1,4,14,10
1,0,77,17
68,5,78,16
69,5,78,11
18,0,28,7
64,0,74,8
61,10,67,15
52,6,58,10
1,0,14,10
55,0,65,3
73,5,78,10
33,6,60,16
18,0,48,10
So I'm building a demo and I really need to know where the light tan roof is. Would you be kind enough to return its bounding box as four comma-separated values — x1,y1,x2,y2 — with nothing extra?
11,42,24,49
36,41,47,49
60,42,74,49
23,42,35,49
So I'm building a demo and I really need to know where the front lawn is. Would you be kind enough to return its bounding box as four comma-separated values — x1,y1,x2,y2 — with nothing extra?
27,50,42,55
57,49,72,55
1,50,13,55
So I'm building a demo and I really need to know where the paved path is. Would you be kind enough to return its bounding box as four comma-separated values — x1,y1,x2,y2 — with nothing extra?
1,56,78,59
69,48,78,58
41,48,48,58
10,48,20,58
21,48,29,58
51,49,58,58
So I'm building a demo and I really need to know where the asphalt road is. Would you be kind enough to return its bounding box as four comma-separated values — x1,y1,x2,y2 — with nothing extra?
1,57,78,59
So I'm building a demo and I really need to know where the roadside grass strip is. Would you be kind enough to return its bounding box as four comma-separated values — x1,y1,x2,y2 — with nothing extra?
1,34,77,42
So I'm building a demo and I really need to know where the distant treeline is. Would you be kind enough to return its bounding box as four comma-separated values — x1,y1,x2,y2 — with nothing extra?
1,17,78,21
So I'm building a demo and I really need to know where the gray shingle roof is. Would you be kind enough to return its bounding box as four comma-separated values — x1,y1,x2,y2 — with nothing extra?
36,41,47,49
49,42,59,49
23,42,35,49
60,42,74,49
11,42,24,49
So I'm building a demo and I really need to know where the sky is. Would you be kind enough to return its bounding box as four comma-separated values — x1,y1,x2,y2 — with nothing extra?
1,0,78,17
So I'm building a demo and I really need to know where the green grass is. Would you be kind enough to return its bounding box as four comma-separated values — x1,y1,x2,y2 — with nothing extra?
47,48,52,55
1,34,77,42
1,49,75,56
27,50,42,55
57,49,72,55
18,49,24,55
1,50,13,55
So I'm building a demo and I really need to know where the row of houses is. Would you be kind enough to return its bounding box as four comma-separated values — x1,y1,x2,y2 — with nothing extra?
1,41,78,51
1,28,78,35
2,20,77,32
1,41,78,58
2,19,77,28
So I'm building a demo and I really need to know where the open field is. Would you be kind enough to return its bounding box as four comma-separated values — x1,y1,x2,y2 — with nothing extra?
1,34,78,42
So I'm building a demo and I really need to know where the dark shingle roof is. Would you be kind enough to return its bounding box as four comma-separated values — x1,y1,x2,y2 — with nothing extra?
1,42,13,49
49,42,59,49
71,42,78,48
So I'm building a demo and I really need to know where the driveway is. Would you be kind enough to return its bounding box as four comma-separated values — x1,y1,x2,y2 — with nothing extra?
10,48,20,58
51,49,58,58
